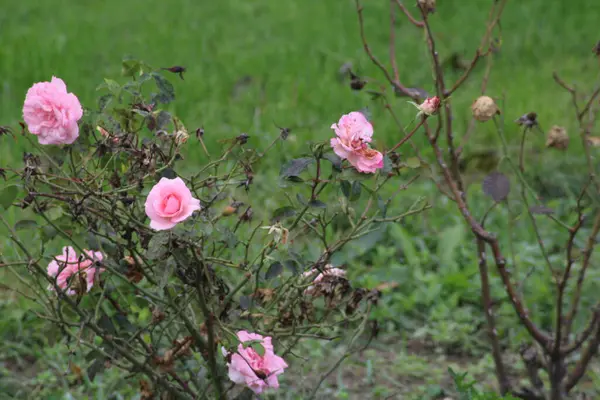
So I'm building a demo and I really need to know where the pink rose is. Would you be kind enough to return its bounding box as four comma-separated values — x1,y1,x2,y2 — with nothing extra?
352,147,384,174
330,111,373,159
144,177,201,230
330,112,383,174
47,246,104,295
23,77,83,145
302,266,346,295
409,96,440,117
419,96,440,115
223,331,288,394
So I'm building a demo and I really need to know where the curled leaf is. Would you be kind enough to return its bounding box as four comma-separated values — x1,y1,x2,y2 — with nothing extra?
482,172,510,202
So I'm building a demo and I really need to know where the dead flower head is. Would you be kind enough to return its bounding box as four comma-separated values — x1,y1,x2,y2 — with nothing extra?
546,125,569,150
472,96,500,122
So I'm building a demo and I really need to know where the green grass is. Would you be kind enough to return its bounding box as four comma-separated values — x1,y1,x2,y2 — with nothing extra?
1,0,599,156
2,0,600,398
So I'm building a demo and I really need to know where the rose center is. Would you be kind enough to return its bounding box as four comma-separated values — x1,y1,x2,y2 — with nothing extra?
162,194,182,216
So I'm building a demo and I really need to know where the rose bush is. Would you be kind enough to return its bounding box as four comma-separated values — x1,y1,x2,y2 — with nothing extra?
0,60,428,398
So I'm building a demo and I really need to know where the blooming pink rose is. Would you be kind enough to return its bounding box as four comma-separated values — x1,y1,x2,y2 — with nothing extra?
47,246,104,295
223,331,288,394
145,177,201,230
350,147,384,174
330,111,373,159
23,77,83,145
302,266,346,295
330,112,383,174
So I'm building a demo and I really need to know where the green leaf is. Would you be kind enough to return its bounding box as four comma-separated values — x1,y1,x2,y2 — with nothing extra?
0,185,18,209
272,206,296,222
155,110,172,131
121,59,144,78
341,180,351,198
146,232,170,260
283,259,300,275
340,168,370,181
482,172,510,202
350,181,362,201
382,154,393,174
437,224,465,271
97,94,113,112
323,153,342,171
308,200,327,208
389,225,419,267
14,220,37,231
239,295,251,310
103,78,121,95
265,261,283,279
45,207,63,221
152,73,175,104
279,157,314,179
296,193,308,206
405,157,421,169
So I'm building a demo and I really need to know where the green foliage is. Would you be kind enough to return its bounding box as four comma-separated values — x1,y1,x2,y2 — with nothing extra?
450,369,519,400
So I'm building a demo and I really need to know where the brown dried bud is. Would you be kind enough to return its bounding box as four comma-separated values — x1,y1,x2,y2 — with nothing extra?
418,0,436,14
152,307,166,324
586,136,600,147
221,205,237,216
254,288,275,303
174,129,189,145
472,96,499,122
349,71,366,91
546,125,569,150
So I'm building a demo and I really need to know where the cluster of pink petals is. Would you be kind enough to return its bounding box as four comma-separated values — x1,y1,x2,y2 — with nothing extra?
23,77,83,145
223,331,288,394
330,112,383,173
302,265,346,295
144,177,201,230
47,246,104,295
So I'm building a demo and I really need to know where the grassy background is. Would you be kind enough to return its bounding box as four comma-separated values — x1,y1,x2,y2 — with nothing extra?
2,0,600,398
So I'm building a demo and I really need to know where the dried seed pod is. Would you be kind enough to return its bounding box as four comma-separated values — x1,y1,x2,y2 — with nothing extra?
472,96,500,122
546,125,569,150
418,0,436,14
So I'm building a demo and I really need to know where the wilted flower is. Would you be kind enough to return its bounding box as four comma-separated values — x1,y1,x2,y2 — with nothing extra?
144,177,201,230
330,111,383,174
515,112,538,129
97,126,119,144
222,331,288,394
409,96,440,117
546,125,569,150
418,0,436,14
47,247,104,295
302,265,346,295
23,77,83,145
174,129,189,145
472,96,499,122
261,222,289,244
